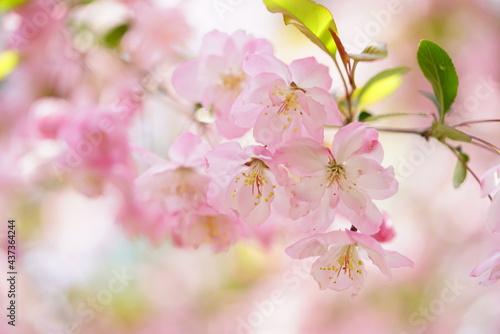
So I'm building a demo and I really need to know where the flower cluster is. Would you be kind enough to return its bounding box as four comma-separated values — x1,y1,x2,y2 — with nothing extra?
167,30,412,296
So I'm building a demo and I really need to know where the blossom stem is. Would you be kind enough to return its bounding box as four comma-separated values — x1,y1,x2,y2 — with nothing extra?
445,143,493,201
467,135,500,155
450,119,500,127
332,56,352,122
371,127,426,136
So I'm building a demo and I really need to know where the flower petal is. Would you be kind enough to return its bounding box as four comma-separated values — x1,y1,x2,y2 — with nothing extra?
289,57,332,90
169,132,211,167
275,138,331,177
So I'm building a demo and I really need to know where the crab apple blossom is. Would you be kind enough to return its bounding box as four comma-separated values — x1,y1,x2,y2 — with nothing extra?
130,132,249,251
172,30,273,139
122,6,191,69
470,249,500,286
285,229,414,298
171,207,245,253
275,122,397,234
480,164,500,234
231,53,341,148
205,142,288,226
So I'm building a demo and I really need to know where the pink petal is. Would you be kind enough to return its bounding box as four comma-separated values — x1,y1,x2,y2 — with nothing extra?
339,188,382,234
289,57,332,90
347,231,392,277
481,164,500,197
347,156,398,200
297,192,336,233
384,249,415,268
275,138,332,177
285,234,330,259
470,250,500,278
306,87,342,125
486,192,500,234
171,59,203,101
242,52,291,80
169,132,210,167
332,123,383,163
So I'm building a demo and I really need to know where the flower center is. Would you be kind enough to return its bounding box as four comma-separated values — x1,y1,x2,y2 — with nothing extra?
232,158,275,205
242,158,269,196
271,81,306,116
220,71,246,93
319,245,364,283
325,160,347,188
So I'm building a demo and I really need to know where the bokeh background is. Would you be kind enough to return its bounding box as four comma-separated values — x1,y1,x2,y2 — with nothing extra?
1,0,500,333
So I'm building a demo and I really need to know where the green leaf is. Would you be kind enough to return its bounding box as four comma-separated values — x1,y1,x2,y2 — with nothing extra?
358,111,372,122
0,50,20,81
349,43,387,62
453,147,469,188
263,0,338,58
440,125,471,142
354,67,409,107
0,0,30,12
103,23,129,49
428,123,471,142
417,40,458,119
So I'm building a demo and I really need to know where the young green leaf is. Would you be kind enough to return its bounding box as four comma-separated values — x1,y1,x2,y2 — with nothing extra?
358,111,372,122
353,67,409,107
103,23,130,49
453,148,469,188
417,40,458,120
349,43,388,62
263,0,338,58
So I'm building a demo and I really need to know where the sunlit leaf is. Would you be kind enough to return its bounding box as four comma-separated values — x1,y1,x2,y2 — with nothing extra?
0,50,20,81
354,67,409,107
453,147,469,188
349,43,387,62
263,0,338,58
417,40,458,119
0,0,30,12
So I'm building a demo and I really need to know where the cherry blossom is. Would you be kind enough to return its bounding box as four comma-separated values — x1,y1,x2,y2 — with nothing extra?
285,229,414,297
480,164,500,234
172,30,273,139
231,53,341,148
205,142,287,226
470,249,500,286
275,122,397,234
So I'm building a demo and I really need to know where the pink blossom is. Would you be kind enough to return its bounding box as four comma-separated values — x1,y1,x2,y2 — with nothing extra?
275,122,397,234
205,142,287,226
122,6,191,69
131,132,246,251
172,30,273,139
371,213,396,243
285,230,414,297
231,53,341,148
171,207,244,253
480,164,500,234
470,249,500,286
